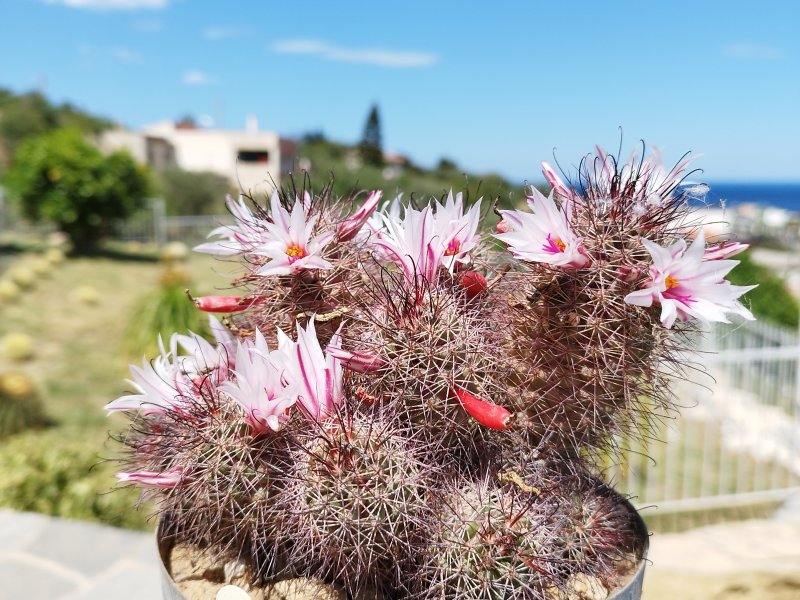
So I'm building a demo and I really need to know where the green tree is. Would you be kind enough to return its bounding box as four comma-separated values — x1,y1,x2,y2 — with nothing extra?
5,128,149,253
0,89,111,173
726,250,799,328
359,104,383,167
156,167,232,216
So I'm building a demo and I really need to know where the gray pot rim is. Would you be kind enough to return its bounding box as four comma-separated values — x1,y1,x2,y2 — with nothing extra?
157,495,649,600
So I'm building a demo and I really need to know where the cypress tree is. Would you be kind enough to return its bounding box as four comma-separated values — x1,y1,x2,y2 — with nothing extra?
359,104,383,167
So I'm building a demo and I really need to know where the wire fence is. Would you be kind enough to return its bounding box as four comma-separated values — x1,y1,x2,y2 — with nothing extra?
611,318,800,514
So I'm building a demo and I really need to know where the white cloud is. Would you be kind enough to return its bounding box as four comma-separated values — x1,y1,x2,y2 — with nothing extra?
202,26,250,41
132,19,164,32
271,38,438,68
182,70,217,86
111,48,144,64
723,43,784,60
77,44,143,65
46,0,167,8
272,39,331,55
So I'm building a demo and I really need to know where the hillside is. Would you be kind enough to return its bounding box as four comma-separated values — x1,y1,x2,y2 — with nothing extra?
290,135,523,211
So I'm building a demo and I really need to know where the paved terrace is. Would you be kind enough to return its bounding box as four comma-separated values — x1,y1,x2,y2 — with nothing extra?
1,501,800,599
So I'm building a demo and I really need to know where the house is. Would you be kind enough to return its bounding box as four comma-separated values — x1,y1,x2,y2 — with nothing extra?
99,119,294,195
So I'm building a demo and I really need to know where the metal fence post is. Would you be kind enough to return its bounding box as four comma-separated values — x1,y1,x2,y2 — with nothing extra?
152,197,167,249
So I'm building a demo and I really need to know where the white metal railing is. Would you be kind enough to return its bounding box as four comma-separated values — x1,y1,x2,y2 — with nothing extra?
612,318,800,514
112,200,233,247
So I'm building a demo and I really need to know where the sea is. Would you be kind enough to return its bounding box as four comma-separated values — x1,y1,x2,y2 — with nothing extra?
701,183,800,212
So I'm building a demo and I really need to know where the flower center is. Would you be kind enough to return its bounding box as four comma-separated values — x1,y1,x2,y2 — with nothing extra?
543,234,566,254
444,239,461,256
665,275,679,289
285,244,308,263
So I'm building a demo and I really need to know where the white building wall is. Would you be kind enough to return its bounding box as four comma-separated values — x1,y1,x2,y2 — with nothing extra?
99,122,282,195
97,130,148,163
166,129,281,195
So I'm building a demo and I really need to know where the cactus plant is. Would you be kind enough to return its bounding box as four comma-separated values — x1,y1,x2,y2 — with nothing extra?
1,332,35,362
0,279,21,304
0,371,46,436
108,145,755,598
6,266,36,290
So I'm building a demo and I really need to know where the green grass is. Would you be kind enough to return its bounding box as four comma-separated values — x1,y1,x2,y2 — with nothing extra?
0,248,233,528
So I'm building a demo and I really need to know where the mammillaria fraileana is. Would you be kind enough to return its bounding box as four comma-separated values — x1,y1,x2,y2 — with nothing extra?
110,144,755,599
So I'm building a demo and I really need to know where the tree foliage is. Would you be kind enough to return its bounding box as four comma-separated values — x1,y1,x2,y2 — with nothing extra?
295,136,516,216
4,128,149,253
359,104,383,167
0,88,112,173
156,167,232,216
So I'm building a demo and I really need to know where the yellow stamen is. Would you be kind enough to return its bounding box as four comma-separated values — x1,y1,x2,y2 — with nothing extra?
285,244,307,262
553,238,566,252
665,275,679,289
444,240,460,256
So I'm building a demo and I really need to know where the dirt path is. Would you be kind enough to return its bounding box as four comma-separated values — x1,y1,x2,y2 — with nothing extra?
643,516,800,599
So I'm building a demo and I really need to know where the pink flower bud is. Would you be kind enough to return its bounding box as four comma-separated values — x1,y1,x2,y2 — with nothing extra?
703,242,749,261
541,161,574,199
327,346,382,373
337,190,383,242
614,265,641,283
117,467,187,488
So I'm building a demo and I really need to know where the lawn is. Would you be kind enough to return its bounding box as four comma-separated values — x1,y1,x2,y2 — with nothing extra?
0,246,235,529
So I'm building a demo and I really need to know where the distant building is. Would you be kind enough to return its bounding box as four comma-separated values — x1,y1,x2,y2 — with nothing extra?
99,119,295,195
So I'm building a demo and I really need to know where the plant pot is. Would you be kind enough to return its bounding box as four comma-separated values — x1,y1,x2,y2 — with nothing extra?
156,495,649,600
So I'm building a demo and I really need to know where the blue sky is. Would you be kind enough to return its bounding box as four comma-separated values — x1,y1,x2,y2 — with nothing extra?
1,0,799,184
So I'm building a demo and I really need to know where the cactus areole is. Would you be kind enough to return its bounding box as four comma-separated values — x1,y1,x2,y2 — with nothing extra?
108,145,755,599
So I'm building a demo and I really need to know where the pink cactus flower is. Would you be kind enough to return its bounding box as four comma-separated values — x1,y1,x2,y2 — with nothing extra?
117,467,186,488
495,188,590,269
371,204,445,285
624,229,756,328
255,193,335,276
194,194,268,256
219,330,297,433
434,191,482,272
363,193,404,243
280,319,344,421
175,316,236,382
105,335,189,414
337,190,383,242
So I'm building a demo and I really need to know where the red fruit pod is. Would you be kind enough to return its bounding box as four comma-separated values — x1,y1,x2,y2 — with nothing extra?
496,219,512,233
452,387,513,430
460,270,488,299
188,292,265,313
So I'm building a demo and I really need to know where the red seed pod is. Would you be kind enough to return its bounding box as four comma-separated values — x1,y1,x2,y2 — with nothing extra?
190,293,265,313
452,387,513,430
460,270,488,299
496,219,512,233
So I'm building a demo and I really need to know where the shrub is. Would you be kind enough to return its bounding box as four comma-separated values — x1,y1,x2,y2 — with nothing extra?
725,250,799,328
4,128,150,253
155,167,231,216
125,267,209,357
0,429,150,530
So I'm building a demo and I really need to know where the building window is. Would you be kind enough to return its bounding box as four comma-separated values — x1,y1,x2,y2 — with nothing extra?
238,150,269,164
